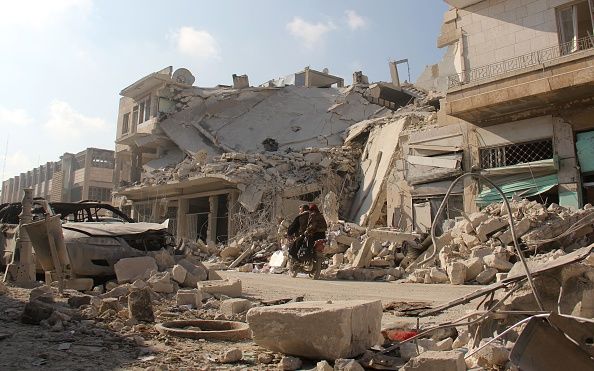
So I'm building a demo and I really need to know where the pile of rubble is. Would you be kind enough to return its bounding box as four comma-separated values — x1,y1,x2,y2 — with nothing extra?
406,199,594,285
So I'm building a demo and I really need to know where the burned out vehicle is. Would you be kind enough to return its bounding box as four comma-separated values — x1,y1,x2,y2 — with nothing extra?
0,200,174,277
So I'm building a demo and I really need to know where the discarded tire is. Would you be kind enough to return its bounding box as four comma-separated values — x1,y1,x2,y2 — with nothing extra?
155,320,251,341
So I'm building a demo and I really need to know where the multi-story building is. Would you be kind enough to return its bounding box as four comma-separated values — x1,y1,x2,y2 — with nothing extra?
1,148,115,204
412,0,594,221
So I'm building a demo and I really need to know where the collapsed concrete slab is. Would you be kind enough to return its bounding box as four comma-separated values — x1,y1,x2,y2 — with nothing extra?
246,300,382,360
198,279,242,297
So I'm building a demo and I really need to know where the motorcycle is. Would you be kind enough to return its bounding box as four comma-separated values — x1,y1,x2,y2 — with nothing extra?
287,237,326,280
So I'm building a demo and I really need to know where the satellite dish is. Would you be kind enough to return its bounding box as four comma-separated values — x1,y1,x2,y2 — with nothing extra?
172,68,195,85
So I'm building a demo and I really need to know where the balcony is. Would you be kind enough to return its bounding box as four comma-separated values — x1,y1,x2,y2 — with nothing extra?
116,117,160,146
444,36,594,126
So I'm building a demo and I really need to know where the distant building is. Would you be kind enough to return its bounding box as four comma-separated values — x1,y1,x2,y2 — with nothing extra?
1,148,115,204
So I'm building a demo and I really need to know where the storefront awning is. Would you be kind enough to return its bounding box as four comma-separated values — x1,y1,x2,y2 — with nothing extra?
476,174,558,207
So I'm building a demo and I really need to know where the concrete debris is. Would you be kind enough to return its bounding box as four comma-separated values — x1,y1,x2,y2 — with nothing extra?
334,358,365,371
220,298,251,316
128,288,154,322
218,347,242,363
401,350,465,371
247,300,382,360
114,256,158,284
198,279,242,298
176,289,202,308
278,355,302,370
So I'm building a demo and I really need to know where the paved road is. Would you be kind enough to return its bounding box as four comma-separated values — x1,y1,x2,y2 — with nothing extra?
220,271,483,327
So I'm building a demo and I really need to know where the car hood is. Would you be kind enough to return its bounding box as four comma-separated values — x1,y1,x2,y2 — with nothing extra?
61,221,169,237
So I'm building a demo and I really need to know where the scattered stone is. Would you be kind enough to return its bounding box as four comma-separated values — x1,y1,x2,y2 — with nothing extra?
257,353,274,364
21,300,55,325
247,300,382,360
429,267,448,283
67,294,92,308
218,347,242,363
476,268,498,285
476,218,508,242
279,356,302,370
238,263,253,272
176,289,202,308
178,259,208,287
128,288,154,322
463,257,484,281
99,298,121,314
63,278,94,291
199,279,242,297
220,298,251,316
171,264,187,284
452,331,470,349
483,254,513,272
471,340,510,368
401,350,465,371
447,262,466,285
147,272,174,293
316,360,333,371
114,256,157,284
150,249,176,271
334,358,364,371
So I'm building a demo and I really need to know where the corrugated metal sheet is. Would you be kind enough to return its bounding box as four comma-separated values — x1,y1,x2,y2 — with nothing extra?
576,131,594,174
476,174,558,207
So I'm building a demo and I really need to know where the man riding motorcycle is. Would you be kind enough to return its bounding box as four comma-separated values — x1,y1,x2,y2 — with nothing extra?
287,204,310,259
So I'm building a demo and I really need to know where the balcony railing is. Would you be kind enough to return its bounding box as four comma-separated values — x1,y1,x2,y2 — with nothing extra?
448,35,594,89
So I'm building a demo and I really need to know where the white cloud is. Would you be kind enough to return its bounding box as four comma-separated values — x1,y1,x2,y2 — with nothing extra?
286,17,336,48
0,107,33,126
345,10,366,30
44,100,108,140
173,27,220,59
0,0,93,29
2,151,35,181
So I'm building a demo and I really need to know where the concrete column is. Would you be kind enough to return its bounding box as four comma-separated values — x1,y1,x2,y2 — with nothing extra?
463,123,480,213
389,61,400,88
227,191,239,239
554,120,582,210
3,188,36,285
61,153,75,202
176,198,189,243
207,195,218,245
83,149,93,200
130,146,142,183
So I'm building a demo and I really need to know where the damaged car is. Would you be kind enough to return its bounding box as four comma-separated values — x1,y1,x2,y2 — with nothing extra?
0,200,174,277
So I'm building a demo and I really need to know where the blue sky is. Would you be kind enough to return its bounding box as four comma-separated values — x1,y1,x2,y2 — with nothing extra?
0,0,448,181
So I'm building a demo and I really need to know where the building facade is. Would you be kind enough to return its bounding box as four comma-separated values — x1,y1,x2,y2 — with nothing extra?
1,148,115,204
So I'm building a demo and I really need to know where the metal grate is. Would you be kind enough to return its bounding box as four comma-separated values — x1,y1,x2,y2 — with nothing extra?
480,139,554,169
449,35,594,88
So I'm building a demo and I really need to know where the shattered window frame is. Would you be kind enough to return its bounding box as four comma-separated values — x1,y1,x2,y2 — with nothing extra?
122,112,130,134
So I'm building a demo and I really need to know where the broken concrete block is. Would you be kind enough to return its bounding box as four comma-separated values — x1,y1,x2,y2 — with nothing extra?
219,347,242,363
353,238,374,268
476,218,508,242
471,246,494,259
452,331,470,349
178,258,208,287
128,288,154,322
150,249,175,271
334,358,364,371
21,300,55,324
401,350,465,371
476,268,498,285
220,245,241,259
67,294,92,308
461,233,480,248
435,337,453,351
238,263,253,272
463,257,484,281
333,253,344,266
495,273,508,282
198,279,242,297
100,284,130,299
62,278,94,291
469,212,488,227
220,298,251,316
114,256,157,284
429,267,449,284
269,250,287,267
279,356,302,370
247,300,382,360
336,267,387,281
100,298,121,314
483,254,513,272
176,289,202,308
208,269,223,280
148,271,174,293
447,262,467,285
399,342,420,360
498,218,531,245
316,360,333,371
471,340,509,368
171,264,187,284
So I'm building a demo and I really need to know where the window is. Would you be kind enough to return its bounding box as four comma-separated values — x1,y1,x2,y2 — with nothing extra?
122,113,130,134
144,96,151,121
139,101,145,124
132,105,139,127
557,1,594,53
480,139,554,169
88,187,112,202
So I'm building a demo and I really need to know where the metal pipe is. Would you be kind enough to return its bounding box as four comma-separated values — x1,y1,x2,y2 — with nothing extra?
421,172,544,311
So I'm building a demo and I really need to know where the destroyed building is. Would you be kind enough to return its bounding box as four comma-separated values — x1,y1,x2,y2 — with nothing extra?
112,65,422,244
391,0,594,232
1,148,115,204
